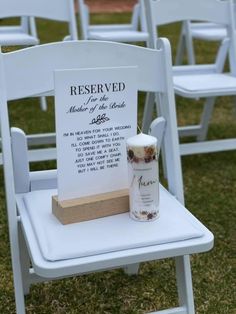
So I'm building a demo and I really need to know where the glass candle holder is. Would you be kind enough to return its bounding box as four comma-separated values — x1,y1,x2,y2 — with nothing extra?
126,133,159,222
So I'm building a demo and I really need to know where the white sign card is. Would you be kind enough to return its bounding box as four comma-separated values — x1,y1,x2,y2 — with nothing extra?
54,66,138,201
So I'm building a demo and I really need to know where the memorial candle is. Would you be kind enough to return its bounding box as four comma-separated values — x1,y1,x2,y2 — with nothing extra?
126,133,159,221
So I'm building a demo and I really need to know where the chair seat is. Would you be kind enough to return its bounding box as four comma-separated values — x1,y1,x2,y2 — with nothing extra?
174,73,236,97
191,26,227,41
16,185,213,277
88,30,149,42
0,32,39,46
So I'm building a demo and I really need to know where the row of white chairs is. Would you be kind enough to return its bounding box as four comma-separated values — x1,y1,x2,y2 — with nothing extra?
79,0,227,65
0,0,78,163
2,0,224,63
78,0,236,157
143,0,236,156
0,0,147,47
0,0,79,113
0,0,148,164
1,0,236,313
1,0,233,161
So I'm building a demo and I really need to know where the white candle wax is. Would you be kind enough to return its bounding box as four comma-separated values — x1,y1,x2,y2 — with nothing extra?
126,133,159,221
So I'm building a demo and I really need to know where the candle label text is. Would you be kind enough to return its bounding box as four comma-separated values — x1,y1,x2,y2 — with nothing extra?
127,144,159,221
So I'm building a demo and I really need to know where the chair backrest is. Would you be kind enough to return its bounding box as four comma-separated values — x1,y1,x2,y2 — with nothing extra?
0,40,184,213
0,0,78,40
144,0,236,73
78,0,147,40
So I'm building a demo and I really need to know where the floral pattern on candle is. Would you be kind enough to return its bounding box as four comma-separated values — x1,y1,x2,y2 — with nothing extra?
127,144,158,163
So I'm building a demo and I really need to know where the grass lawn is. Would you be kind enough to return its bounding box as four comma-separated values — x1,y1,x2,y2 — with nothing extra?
0,13,236,313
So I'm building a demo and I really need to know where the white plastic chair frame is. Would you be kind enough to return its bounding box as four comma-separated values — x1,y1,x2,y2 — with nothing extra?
0,0,78,42
143,0,236,156
0,0,78,165
175,21,227,66
77,0,149,44
0,16,39,46
0,40,213,314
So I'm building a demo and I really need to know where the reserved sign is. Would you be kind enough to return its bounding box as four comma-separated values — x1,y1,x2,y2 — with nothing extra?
54,67,138,201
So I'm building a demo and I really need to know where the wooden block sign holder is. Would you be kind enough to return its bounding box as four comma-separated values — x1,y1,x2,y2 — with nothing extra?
52,189,129,225
53,66,137,225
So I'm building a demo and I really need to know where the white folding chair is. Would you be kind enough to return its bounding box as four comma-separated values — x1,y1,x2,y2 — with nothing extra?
0,0,78,43
143,0,236,156
0,0,78,164
77,0,149,44
175,21,227,65
0,40,213,314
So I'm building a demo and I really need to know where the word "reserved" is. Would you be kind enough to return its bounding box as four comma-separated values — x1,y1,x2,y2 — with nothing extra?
70,82,125,95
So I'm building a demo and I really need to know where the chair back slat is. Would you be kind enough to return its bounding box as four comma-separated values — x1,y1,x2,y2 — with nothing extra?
0,0,74,22
145,0,233,26
3,41,167,100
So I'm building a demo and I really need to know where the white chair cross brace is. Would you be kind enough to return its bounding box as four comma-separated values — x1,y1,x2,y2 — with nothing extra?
0,0,78,165
77,0,149,44
0,40,213,314
143,0,236,156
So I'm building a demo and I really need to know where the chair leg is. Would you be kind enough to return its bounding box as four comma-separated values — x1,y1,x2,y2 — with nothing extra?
15,285,26,314
175,21,196,66
197,97,215,142
39,96,47,111
123,263,140,275
185,35,196,65
142,92,155,133
184,22,196,65
19,226,31,295
11,227,27,314
175,255,195,314
175,32,186,65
